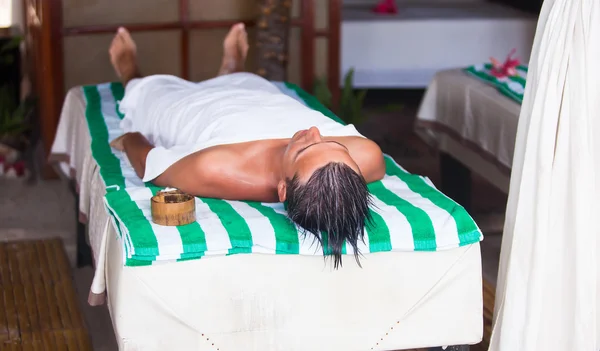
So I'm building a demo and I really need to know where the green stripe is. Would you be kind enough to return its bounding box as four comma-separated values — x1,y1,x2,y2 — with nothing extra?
369,181,436,250
177,252,205,262
107,84,154,194
510,75,527,86
106,206,124,239
178,222,208,255
83,85,126,189
202,198,253,254
144,184,162,195
85,85,159,261
126,259,153,266
464,65,524,104
383,157,480,246
499,87,522,103
320,230,331,255
104,189,159,258
284,82,346,125
145,168,206,257
319,232,347,256
107,208,140,264
107,84,207,258
148,184,207,256
110,82,125,119
365,209,392,252
246,202,299,254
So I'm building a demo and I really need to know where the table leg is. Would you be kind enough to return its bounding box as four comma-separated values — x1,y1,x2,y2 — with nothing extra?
69,181,93,268
439,152,472,213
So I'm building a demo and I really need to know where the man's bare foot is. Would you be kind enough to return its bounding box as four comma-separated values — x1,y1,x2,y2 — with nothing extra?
218,23,249,76
109,27,140,85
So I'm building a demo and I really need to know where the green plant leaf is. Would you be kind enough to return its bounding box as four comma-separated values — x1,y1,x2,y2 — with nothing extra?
0,83,33,138
342,70,353,97
336,67,370,125
354,89,368,124
356,89,367,104
0,36,23,54
312,76,332,109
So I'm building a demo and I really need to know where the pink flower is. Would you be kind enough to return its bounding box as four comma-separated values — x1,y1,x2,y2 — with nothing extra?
490,48,521,78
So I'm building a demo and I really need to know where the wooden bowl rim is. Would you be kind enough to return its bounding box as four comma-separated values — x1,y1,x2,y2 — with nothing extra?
151,190,195,204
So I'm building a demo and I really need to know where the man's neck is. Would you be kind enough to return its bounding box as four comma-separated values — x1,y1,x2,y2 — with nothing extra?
262,140,289,188
234,138,289,190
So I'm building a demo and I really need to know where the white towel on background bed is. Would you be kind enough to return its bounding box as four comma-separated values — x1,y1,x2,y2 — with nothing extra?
118,72,363,182
490,0,600,350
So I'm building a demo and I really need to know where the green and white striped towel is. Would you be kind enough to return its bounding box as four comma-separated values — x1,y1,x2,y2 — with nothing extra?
82,81,483,266
465,63,528,104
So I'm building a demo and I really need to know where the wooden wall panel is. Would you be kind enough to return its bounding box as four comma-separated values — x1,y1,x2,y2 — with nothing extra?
289,0,302,85
292,0,301,18
62,0,178,27
60,0,334,90
188,0,258,21
188,28,230,82
59,0,330,88
315,37,328,80
286,27,302,85
316,0,329,30
63,31,181,89
188,28,259,83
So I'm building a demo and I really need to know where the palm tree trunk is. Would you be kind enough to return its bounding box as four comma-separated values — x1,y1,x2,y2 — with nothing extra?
255,0,292,81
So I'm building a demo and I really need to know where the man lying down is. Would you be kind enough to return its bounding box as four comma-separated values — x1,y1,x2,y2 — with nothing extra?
109,23,386,266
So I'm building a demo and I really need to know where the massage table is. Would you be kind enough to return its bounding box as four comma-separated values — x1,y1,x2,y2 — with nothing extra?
50,81,484,351
415,66,525,210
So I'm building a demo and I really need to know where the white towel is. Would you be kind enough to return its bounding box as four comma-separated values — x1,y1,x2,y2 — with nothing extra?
118,72,363,182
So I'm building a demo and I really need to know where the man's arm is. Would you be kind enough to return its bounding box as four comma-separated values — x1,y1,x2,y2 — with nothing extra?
154,149,278,202
115,132,224,194
114,133,277,202
114,132,153,180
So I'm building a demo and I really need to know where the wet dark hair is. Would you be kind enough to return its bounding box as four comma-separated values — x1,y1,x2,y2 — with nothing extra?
285,162,373,268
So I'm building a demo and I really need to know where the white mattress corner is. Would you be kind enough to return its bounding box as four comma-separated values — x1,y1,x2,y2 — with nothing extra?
105,224,483,351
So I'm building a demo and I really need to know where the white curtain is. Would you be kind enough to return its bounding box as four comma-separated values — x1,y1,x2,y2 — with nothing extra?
489,0,600,350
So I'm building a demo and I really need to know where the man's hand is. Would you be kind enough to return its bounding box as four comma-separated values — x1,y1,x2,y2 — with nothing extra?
110,134,129,151
111,132,154,180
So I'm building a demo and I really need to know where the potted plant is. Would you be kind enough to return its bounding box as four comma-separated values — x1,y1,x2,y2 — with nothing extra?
313,68,368,126
0,36,34,178
0,85,33,150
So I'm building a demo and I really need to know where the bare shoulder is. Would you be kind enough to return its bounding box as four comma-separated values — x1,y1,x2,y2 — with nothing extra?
336,136,383,159
191,146,241,173
353,137,383,154
154,146,240,188
337,136,386,183
161,144,277,202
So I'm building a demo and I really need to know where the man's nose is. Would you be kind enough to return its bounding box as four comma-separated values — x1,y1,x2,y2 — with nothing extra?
307,126,322,140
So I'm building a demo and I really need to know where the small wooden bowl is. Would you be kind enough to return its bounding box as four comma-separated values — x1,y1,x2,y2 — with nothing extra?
151,190,196,226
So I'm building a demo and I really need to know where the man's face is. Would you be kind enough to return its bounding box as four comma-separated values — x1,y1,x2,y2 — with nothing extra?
277,127,360,202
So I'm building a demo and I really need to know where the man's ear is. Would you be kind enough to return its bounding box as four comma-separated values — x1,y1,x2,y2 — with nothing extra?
277,180,287,202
